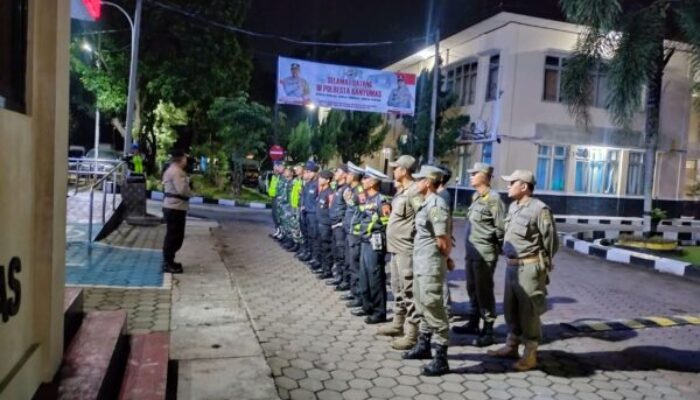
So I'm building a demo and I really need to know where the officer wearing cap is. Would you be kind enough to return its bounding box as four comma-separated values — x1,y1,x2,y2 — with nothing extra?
302,161,321,270
378,155,420,349
352,166,391,325
387,74,414,109
316,170,335,280
280,63,310,101
329,165,349,290
402,165,453,376
453,162,505,348
487,169,558,371
343,162,366,308
161,149,191,274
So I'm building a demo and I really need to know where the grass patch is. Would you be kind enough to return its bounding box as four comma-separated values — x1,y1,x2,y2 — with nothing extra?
676,246,700,266
190,175,270,204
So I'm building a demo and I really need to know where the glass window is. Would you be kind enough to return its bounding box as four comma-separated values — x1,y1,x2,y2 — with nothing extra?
574,147,620,194
481,142,492,164
0,0,28,113
626,152,645,195
445,61,477,106
536,145,567,191
486,54,500,101
543,56,565,102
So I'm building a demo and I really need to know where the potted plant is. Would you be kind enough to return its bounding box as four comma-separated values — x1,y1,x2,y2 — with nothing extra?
649,207,667,234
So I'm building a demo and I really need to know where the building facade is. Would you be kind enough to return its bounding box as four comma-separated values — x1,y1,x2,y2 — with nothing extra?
379,12,700,217
0,0,70,398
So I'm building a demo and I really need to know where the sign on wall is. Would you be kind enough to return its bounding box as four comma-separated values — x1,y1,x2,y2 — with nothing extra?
277,57,417,116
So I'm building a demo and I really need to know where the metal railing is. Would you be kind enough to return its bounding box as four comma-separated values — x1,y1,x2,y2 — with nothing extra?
68,157,123,194
86,161,127,246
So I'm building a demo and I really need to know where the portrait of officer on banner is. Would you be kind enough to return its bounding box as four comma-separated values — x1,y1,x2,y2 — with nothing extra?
279,62,311,104
387,73,414,111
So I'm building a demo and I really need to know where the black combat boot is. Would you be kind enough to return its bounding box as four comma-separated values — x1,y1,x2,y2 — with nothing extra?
473,321,495,347
421,344,449,376
453,313,480,335
402,333,432,360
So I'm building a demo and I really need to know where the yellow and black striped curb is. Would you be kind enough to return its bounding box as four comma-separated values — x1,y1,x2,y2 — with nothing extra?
561,315,700,333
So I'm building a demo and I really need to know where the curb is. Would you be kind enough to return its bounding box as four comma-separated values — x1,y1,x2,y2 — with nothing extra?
147,190,271,209
563,232,700,279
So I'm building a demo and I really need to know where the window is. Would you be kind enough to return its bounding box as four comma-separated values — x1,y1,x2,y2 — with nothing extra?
0,0,28,113
485,54,499,101
445,61,477,106
536,145,567,191
481,142,492,164
543,56,565,102
574,147,620,194
626,152,645,195
685,160,700,197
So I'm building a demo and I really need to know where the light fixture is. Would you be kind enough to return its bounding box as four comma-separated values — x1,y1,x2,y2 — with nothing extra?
305,102,316,110
81,41,93,53
417,47,434,60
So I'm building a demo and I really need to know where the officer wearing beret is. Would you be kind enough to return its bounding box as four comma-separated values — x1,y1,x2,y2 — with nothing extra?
453,162,505,348
316,170,335,280
487,169,558,371
402,165,453,376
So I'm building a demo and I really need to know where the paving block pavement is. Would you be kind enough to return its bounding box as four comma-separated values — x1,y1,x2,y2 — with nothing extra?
215,219,700,400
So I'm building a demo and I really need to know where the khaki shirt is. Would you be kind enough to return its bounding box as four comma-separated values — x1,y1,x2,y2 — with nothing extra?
503,197,558,264
413,193,449,276
465,188,505,261
162,164,191,211
386,181,420,254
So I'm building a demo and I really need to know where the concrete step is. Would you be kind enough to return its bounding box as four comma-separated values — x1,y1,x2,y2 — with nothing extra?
57,310,129,400
63,287,84,351
118,332,169,400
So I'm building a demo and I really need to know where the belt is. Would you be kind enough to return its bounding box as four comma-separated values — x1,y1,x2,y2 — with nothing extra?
506,256,540,266
164,193,190,201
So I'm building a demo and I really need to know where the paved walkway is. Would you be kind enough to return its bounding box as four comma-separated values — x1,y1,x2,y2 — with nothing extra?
215,218,700,400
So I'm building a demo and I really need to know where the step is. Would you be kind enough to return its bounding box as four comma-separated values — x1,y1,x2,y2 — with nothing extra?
119,332,169,400
63,287,84,351
58,310,129,400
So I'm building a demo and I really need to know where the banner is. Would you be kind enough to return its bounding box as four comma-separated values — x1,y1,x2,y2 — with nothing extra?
277,57,417,116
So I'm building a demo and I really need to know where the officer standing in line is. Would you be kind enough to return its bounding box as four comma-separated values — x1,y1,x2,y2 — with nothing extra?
351,166,391,324
289,164,305,256
487,169,558,371
302,162,321,270
161,149,191,274
269,161,284,239
377,155,420,349
276,166,294,246
316,170,335,280
435,165,455,317
453,162,505,347
402,165,454,376
343,162,366,309
329,165,349,290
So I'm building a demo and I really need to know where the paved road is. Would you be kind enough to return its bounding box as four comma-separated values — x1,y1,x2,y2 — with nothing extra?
205,206,700,400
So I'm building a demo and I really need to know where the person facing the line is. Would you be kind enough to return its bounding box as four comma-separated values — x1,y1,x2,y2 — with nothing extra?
161,149,191,274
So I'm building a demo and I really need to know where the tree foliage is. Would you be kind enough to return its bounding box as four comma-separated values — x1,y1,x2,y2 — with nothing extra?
334,111,389,164
400,68,469,162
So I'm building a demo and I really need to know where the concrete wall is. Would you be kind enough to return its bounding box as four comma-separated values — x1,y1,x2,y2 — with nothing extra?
0,0,69,398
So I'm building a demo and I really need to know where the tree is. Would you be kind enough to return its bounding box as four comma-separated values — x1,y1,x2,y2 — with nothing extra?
287,120,313,163
559,0,700,233
208,93,273,195
400,67,470,163
335,111,389,164
313,110,343,166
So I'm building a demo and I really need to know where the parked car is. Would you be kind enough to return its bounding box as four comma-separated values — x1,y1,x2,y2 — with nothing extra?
68,145,86,171
78,147,122,174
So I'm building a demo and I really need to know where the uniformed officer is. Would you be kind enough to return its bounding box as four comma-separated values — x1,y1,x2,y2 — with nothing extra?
387,75,414,109
269,161,284,239
435,165,455,317
316,170,335,280
280,63,310,102
487,169,558,371
161,149,191,274
328,165,349,290
378,156,421,350
280,164,300,252
351,166,391,325
402,165,454,376
276,166,293,246
301,162,321,270
290,164,305,255
343,162,366,309
453,162,505,348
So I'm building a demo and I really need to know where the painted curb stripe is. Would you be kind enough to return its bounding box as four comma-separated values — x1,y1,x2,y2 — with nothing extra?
561,315,700,332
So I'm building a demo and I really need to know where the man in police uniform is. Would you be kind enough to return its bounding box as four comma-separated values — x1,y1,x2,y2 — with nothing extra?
487,169,558,371
343,162,365,308
402,165,454,376
352,166,391,324
316,170,335,279
301,162,320,270
329,165,349,290
378,156,420,350
387,74,414,110
453,163,505,347
280,63,310,102
162,149,191,274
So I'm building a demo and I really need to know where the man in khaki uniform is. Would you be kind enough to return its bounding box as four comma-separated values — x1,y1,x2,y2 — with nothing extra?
453,162,505,347
162,149,191,274
377,155,421,349
402,165,454,377
488,169,558,371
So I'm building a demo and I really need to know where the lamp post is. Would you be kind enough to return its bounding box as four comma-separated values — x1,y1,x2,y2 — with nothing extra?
81,40,101,173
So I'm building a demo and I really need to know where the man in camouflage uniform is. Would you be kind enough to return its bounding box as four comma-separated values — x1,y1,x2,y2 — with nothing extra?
290,164,305,257
487,169,558,371
269,161,284,239
453,162,505,347
276,166,294,247
402,165,454,376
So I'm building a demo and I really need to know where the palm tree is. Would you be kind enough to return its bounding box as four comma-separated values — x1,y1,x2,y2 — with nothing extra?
559,0,699,233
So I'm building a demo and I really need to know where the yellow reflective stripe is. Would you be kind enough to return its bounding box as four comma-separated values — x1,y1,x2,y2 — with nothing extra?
645,316,676,327
675,315,700,324
621,320,646,329
586,322,610,331
367,213,379,234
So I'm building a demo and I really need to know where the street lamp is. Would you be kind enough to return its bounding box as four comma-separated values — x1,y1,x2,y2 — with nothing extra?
82,40,102,172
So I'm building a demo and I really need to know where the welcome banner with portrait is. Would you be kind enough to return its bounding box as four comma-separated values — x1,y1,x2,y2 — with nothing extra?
276,57,417,116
